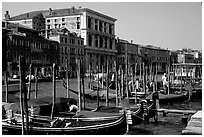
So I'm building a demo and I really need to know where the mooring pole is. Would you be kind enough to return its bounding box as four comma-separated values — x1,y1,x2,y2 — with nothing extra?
121,67,124,98
19,56,25,135
102,65,104,89
125,43,129,98
118,65,121,106
143,62,146,94
66,59,70,98
19,56,29,135
81,59,85,110
155,62,158,91
77,59,82,111
51,63,56,119
34,68,38,99
114,61,118,106
167,62,170,95
27,64,32,99
134,63,138,104
97,65,100,107
180,63,183,92
106,61,109,106
140,62,142,80
5,71,9,103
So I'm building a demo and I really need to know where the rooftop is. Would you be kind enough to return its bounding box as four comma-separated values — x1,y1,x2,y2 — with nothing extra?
8,7,117,22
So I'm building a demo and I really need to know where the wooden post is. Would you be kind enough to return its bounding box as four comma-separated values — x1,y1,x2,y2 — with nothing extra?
106,61,109,106
134,63,137,104
121,67,124,98
51,63,56,119
27,64,32,99
5,71,9,103
125,43,129,98
19,57,25,135
81,59,85,110
34,68,38,99
77,59,82,111
145,66,148,94
66,59,70,98
89,63,92,90
131,67,134,99
143,62,146,94
180,64,183,92
150,63,152,81
118,65,121,105
139,62,142,80
19,56,29,135
155,62,158,91
102,65,104,88
97,65,100,107
114,61,118,106
167,62,170,94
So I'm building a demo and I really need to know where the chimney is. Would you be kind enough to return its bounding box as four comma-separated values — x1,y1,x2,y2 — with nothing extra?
130,40,133,44
26,13,29,18
49,8,52,11
5,11,10,20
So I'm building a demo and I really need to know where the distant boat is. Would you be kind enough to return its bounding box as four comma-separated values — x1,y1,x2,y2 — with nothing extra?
2,83,32,93
146,91,188,104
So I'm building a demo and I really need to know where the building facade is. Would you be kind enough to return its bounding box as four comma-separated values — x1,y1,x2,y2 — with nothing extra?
139,45,170,73
49,28,84,77
6,7,117,73
116,39,140,71
2,21,59,77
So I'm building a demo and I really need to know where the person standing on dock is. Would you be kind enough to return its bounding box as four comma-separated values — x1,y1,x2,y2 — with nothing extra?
161,73,168,94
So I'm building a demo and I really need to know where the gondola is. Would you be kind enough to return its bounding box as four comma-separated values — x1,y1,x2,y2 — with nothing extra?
63,80,116,100
146,90,188,104
94,98,156,126
2,111,127,135
2,98,128,135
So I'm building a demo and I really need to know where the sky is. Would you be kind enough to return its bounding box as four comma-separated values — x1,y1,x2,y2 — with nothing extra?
1,1,202,51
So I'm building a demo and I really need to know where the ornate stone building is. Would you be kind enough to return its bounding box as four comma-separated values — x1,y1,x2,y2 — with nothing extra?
5,7,117,73
2,21,59,77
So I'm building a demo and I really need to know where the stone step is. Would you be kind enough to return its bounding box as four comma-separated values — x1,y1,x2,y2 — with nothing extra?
182,126,202,135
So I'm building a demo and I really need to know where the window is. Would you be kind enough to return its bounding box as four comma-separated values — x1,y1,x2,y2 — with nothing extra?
95,19,98,31
109,39,112,49
99,21,102,32
88,17,91,29
61,37,64,43
109,24,112,34
100,36,103,48
88,34,92,46
62,18,65,22
77,22,80,29
81,41,83,45
55,19,57,22
65,47,67,53
47,25,50,29
65,38,67,43
95,35,98,47
77,17,80,21
61,47,63,54
104,37,107,48
47,19,50,23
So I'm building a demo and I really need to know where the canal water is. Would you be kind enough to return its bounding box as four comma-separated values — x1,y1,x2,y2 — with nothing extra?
2,78,202,135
